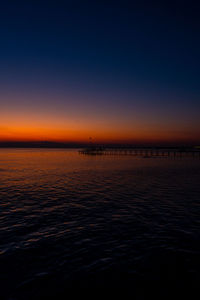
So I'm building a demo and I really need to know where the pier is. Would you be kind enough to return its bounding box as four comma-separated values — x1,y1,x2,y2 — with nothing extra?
79,146,200,158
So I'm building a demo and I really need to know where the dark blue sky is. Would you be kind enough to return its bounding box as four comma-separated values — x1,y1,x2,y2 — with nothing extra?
0,0,200,143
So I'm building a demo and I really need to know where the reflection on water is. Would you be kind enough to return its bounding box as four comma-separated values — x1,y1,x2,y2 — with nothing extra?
0,149,200,297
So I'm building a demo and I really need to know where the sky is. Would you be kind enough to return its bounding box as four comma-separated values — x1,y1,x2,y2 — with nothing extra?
0,0,200,145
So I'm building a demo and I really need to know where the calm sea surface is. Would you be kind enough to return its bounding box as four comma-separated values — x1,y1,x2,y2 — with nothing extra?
0,149,199,297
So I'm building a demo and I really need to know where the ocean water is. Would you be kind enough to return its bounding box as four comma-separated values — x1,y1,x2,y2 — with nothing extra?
0,149,199,297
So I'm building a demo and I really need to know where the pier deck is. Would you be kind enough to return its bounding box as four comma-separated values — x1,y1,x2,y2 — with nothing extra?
79,147,200,158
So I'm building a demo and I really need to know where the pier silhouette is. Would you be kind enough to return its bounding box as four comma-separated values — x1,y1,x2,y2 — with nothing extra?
79,146,200,158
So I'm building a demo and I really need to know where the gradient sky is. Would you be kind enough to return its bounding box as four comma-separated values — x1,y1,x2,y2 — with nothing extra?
0,0,200,144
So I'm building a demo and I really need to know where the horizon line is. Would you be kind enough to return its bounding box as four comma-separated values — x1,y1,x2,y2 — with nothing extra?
0,140,199,148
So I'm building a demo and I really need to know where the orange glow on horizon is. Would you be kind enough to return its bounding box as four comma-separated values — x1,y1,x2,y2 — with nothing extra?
1,95,199,145
0,122,199,144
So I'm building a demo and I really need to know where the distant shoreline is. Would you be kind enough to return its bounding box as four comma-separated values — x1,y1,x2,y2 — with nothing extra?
0,142,199,150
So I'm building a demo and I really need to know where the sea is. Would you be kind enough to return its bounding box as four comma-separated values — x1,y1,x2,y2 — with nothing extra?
0,148,199,298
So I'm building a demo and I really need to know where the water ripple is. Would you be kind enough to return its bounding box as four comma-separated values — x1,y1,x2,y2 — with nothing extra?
0,149,199,297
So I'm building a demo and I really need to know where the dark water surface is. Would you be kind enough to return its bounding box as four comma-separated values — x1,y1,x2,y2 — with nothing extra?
0,149,199,297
